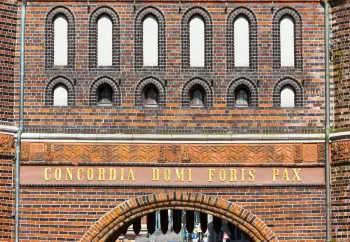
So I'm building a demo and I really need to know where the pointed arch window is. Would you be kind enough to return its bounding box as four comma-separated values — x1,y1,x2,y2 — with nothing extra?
189,16,205,67
280,85,295,107
144,86,159,106
280,16,295,67
234,16,249,67
190,87,204,107
54,15,68,65
98,84,113,105
53,84,68,106
143,15,158,66
235,89,249,107
97,15,113,66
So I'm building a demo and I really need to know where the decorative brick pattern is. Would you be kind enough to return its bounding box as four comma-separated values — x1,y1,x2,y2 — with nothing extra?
45,75,76,106
227,77,258,107
134,6,166,71
21,141,322,164
273,77,303,107
135,76,166,107
45,6,75,70
89,76,121,106
89,6,120,70
226,6,258,71
181,6,213,71
272,7,303,70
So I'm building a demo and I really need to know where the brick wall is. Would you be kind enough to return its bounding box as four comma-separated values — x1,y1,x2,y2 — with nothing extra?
0,134,15,241
0,0,16,126
17,1,325,134
19,187,326,241
331,0,350,132
331,141,350,240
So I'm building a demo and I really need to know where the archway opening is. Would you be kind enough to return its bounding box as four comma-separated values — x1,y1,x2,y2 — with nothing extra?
105,209,254,242
81,192,277,242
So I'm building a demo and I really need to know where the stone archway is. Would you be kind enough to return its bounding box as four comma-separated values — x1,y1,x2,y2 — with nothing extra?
80,192,278,242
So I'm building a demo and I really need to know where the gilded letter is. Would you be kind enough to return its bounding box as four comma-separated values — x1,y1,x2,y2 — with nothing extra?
208,169,215,182
230,169,237,182
219,169,226,182
292,168,302,181
87,168,94,181
98,168,106,181
128,169,135,181
248,169,255,182
77,168,84,181
272,169,279,181
54,168,61,181
109,168,116,181
241,169,246,181
164,169,171,182
175,169,184,181
282,169,290,181
44,168,51,181
188,169,192,182
65,168,73,181
152,168,159,181
120,168,125,181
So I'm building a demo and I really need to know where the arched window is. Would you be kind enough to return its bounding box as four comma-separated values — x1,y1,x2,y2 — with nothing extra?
234,16,249,67
280,85,295,107
235,89,249,107
144,86,159,106
54,15,68,65
98,15,113,66
280,16,294,67
98,84,113,105
143,15,158,66
189,16,205,67
190,87,204,107
53,84,68,106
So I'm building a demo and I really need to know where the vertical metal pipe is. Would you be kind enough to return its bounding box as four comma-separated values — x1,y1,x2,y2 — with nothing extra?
322,0,331,241
15,0,26,241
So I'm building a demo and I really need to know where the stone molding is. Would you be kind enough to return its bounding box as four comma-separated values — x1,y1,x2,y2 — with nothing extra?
0,134,15,155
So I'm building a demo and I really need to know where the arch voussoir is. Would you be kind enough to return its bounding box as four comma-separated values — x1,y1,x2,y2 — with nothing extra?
80,192,277,242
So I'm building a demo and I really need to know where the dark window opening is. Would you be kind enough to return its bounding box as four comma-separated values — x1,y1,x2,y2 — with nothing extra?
144,86,159,106
235,88,249,107
98,84,113,105
190,87,204,107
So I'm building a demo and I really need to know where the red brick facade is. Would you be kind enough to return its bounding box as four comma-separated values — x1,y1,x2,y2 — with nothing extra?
0,0,350,241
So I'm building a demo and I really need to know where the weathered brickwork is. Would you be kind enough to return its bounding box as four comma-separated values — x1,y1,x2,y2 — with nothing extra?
19,188,325,242
0,0,16,125
16,1,325,134
331,141,350,240
331,0,350,132
0,134,15,240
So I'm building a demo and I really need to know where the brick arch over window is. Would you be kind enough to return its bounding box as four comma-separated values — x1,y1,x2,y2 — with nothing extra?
135,77,166,107
89,76,121,106
45,6,75,69
182,78,213,107
181,6,213,70
89,6,120,69
227,77,258,107
134,6,166,70
80,192,278,242
272,7,302,69
227,7,258,71
45,75,75,106
273,77,303,107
